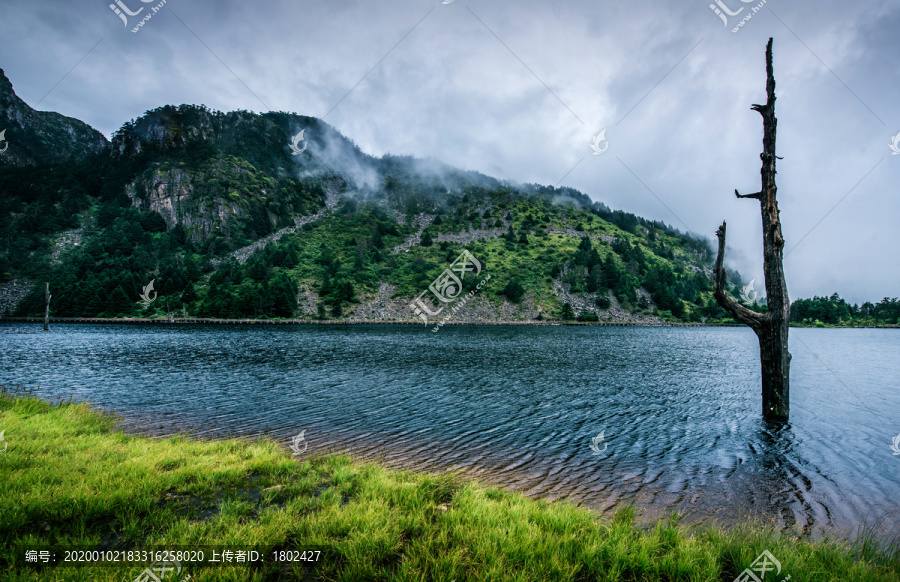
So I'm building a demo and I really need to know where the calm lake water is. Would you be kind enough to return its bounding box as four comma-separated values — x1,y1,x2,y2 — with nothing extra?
2,323,898,539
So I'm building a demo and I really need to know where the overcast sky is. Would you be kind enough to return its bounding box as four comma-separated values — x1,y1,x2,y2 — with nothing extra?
1,0,897,303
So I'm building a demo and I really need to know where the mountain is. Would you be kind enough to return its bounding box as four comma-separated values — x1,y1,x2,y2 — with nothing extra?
0,69,747,324
0,69,108,167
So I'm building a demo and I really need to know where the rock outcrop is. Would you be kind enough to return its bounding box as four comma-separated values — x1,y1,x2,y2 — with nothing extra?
0,279,35,315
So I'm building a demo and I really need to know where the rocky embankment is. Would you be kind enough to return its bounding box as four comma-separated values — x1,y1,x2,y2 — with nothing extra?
215,180,343,266
0,279,35,316
391,210,515,254
391,214,437,254
49,229,84,265
305,278,664,325
434,213,512,246
546,225,616,243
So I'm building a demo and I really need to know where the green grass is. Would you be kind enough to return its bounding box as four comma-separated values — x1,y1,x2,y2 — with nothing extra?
1,390,898,581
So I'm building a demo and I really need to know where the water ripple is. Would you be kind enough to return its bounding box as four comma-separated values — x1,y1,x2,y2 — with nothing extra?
2,323,899,539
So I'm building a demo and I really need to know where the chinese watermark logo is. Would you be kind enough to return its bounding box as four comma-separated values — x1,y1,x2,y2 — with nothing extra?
709,0,767,33
134,557,189,582
710,0,750,26
140,280,158,308
109,0,145,26
289,130,308,156
589,430,608,455
734,550,789,582
740,279,759,306
0,129,8,154
109,0,170,33
590,129,608,155
0,430,7,454
409,250,484,325
430,273,491,332
290,431,308,456
890,433,900,456
889,131,900,156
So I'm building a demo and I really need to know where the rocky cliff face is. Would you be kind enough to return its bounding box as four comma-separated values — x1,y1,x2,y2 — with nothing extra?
0,69,108,167
109,105,359,246
124,166,247,241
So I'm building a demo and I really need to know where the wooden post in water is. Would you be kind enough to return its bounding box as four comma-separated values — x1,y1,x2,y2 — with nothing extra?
44,283,51,331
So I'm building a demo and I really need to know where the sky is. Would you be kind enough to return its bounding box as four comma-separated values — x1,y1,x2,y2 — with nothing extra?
0,0,897,304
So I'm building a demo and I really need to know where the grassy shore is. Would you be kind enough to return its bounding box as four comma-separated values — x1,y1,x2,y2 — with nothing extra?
1,391,898,581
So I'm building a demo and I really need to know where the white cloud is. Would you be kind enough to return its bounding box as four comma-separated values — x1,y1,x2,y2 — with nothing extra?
2,0,897,302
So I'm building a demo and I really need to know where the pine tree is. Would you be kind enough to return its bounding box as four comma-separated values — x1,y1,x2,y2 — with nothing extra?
281,248,299,269
181,282,198,304
502,280,526,303
270,272,297,317
587,264,606,292
105,285,133,317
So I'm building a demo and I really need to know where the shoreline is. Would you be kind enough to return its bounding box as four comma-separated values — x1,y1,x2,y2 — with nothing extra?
0,316,743,327
2,316,896,328
3,393,899,580
116,414,890,545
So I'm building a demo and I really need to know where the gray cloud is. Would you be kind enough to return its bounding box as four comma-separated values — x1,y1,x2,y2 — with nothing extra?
1,0,897,303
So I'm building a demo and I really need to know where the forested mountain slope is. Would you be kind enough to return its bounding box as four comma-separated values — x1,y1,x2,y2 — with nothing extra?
0,69,758,323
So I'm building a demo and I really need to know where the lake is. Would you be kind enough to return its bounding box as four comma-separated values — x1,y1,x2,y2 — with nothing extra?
2,323,898,540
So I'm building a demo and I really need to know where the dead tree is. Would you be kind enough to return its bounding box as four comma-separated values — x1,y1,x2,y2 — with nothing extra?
44,283,51,331
714,38,791,420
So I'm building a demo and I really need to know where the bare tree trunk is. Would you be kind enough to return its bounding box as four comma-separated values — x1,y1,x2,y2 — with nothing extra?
713,38,791,421
44,283,51,331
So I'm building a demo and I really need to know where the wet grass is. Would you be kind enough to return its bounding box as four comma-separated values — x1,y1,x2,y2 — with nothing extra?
1,388,898,581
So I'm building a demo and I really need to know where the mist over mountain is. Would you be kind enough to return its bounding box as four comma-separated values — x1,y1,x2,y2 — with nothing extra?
2,67,893,325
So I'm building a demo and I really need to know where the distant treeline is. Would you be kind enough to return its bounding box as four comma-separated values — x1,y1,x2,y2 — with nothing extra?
791,294,899,326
